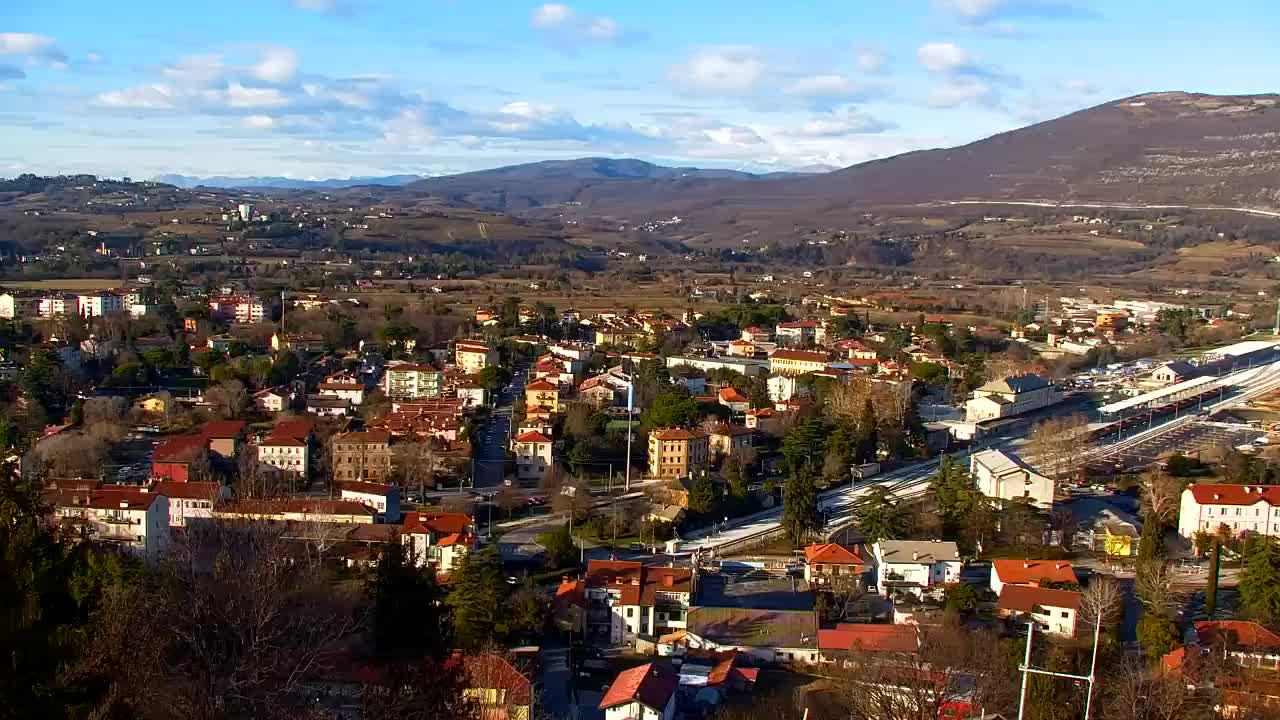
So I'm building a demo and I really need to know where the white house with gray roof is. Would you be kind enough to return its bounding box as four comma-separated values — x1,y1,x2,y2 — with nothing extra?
964,373,1061,422
970,449,1055,507
871,540,962,598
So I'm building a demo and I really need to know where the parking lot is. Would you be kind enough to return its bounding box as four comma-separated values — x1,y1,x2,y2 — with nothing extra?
1107,420,1263,466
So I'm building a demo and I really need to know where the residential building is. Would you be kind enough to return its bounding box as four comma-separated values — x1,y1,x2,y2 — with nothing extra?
152,481,224,527
462,653,535,720
1177,483,1280,538
989,559,1076,597
768,349,828,376
401,511,475,575
744,408,783,435
258,434,310,479
37,295,79,318
741,326,771,343
77,292,124,317
253,387,288,413
337,480,401,522
455,340,497,374
151,436,209,482
707,424,753,459
214,498,376,524
818,623,918,665
803,543,867,588
970,449,1055,507
996,584,1081,638
270,332,327,353
872,540,962,598
382,363,443,400
47,487,170,562
598,663,678,720
0,292,34,319
717,387,750,413
1152,360,1199,385
208,295,273,324
456,382,486,409
524,378,560,411
665,355,768,377
331,430,392,482
1101,522,1139,557
686,607,819,665
726,339,757,357
202,420,246,458
647,428,710,479
584,560,692,647
306,395,351,417
775,320,820,346
514,431,554,485
964,374,1061,423
317,379,365,406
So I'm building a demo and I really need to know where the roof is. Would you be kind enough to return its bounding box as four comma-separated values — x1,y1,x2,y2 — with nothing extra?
1187,483,1280,507
464,654,533,706
972,449,1041,479
219,499,376,517
333,430,391,444
598,663,678,712
641,567,692,605
992,559,1076,586
977,374,1049,395
151,481,222,500
1194,620,1280,650
777,321,819,329
585,560,644,605
687,607,818,649
47,487,163,511
337,480,395,496
514,431,553,443
402,511,473,536
524,379,558,391
318,382,363,391
201,419,247,439
718,387,749,403
1158,360,1199,377
261,434,307,447
876,540,960,564
804,543,864,565
997,584,1082,613
652,427,709,441
152,435,207,463
555,578,588,608
769,349,828,363
818,624,917,653
708,423,753,438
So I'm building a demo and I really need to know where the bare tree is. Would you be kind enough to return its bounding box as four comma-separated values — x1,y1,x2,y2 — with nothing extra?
1141,470,1185,526
1135,561,1182,614
205,379,247,419
1026,414,1090,482
1098,657,1205,720
1078,574,1124,637
393,441,436,496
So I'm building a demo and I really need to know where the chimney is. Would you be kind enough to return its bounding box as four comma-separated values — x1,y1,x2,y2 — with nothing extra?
912,551,919,561
119,501,129,509
663,575,673,587
1245,487,1253,494
1023,562,1031,569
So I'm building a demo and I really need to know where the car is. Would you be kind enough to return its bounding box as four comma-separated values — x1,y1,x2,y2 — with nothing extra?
628,542,645,552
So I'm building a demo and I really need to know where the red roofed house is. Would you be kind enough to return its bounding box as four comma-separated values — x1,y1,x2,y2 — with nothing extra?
201,419,247,458
818,623,918,664
401,511,476,575
726,339,757,358
803,544,867,588
524,378,560,412
151,435,209,482
585,560,692,647
337,480,401,522
514,431,554,485
47,487,170,562
151,481,225,527
707,424,753,459
768,349,829,376
996,584,1082,638
462,652,534,720
717,387,751,414
647,428,709,479
1178,482,1280,539
554,576,589,634
598,662,678,720
989,559,1076,596
1163,620,1280,675
741,327,770,344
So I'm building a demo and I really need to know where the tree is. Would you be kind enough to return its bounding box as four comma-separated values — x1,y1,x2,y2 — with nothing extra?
723,454,748,501
854,398,878,463
928,456,978,535
1136,614,1179,659
747,373,772,409
507,584,548,643
536,521,578,569
782,469,821,546
366,540,446,659
642,388,699,430
393,441,436,496
852,486,905,543
1098,657,1204,720
1078,574,1124,639
1239,536,1280,623
944,583,978,614
1026,414,1090,483
445,547,509,649
688,473,719,514
1206,539,1222,619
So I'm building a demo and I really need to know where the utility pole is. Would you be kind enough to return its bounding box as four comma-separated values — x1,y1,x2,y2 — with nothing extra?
1273,297,1279,336
625,380,634,493
1017,611,1103,720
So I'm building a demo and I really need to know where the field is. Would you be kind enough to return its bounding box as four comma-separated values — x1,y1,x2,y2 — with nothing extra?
2,278,125,290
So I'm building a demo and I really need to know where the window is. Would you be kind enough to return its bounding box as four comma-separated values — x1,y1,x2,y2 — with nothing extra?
1061,611,1069,618
626,608,634,618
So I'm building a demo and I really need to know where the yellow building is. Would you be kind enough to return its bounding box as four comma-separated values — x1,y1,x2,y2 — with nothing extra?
768,349,829,375
455,340,497,374
524,378,560,412
647,427,710,479
1102,523,1138,557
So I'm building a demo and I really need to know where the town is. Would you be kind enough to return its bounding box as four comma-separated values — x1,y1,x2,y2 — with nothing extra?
5,243,1280,719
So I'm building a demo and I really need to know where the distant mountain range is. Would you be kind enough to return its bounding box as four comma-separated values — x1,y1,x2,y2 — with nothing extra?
151,174,427,190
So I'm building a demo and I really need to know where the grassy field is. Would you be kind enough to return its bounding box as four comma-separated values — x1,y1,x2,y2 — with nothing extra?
1,278,124,290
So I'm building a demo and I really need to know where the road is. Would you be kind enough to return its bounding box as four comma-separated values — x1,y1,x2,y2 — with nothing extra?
473,360,529,488
938,199,1280,219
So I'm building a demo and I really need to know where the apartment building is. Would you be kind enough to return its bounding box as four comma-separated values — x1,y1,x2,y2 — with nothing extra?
401,511,475,575
331,430,392,482
337,480,401,522
584,560,692,647
47,487,170,562
647,428,709,479
768,349,829,376
455,340,497,374
1177,483,1280,539
514,431,554,485
77,292,124,317
872,540,962,598
382,363,443,400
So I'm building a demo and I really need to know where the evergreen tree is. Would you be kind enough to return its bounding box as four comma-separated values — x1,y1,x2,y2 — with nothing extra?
928,456,977,535
724,455,748,500
445,548,509,649
1205,539,1221,619
688,473,718,515
782,468,822,546
1136,614,1179,658
852,486,905,543
1239,536,1280,623
747,373,772,409
855,398,878,463
782,418,827,475
536,521,578,569
366,541,446,659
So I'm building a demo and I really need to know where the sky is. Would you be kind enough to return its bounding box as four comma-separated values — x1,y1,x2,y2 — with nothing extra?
1,0,1277,180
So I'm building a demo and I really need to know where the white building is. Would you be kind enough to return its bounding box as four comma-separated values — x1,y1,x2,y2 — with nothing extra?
1177,483,1280,539
514,431,553,484
258,435,310,478
318,381,365,406
38,295,79,318
253,388,288,413
872,540,962,598
152,481,224,527
970,449,1055,507
48,487,170,563
400,511,475,576
77,292,124,318
382,363,443,400
996,584,1081,638
0,292,34,319
238,202,253,221
455,340,497,374
584,560,692,647
964,374,1061,423
597,663,677,720
337,480,401,523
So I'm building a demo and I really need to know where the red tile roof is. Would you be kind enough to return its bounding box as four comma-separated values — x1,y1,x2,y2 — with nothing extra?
201,419,247,439
992,559,1076,586
337,480,394,496
555,578,588,608
777,321,818,329
152,435,208,463
651,427,708,441
515,431,553,443
1195,620,1280,650
997,584,1082,612
718,387,749,403
333,430,390,444
261,434,307,447
47,487,164,511
151,481,222,500
804,543,864,565
819,624,917,653
1188,483,1280,506
770,349,828,362
463,653,533,706
402,511,473,536
525,379,558,391
598,663,678,712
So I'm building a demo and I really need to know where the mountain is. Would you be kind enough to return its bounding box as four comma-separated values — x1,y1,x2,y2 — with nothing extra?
152,174,426,190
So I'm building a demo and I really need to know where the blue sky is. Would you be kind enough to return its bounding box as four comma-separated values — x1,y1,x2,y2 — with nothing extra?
1,0,1277,179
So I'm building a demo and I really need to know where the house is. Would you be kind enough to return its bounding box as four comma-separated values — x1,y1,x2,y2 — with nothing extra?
584,560,692,647
726,339,757,357
768,349,828,376
47,487,170,563
647,428,710,479
306,394,351,417
151,481,224,527
817,623,918,665
969,449,1055,507
514,431,554,485
0,292,35,319
989,559,1076,596
455,340,497,374
964,374,1061,423
462,653,535,720
524,379,560,411
775,320,820,346
37,294,79,318
253,387,288,413
206,334,234,352
270,332,326,353
744,408,783,435
1152,360,1199,385
717,387,751,414
383,363,442,400
996,584,1081,638
598,663,678,720
202,419,246,458
1101,522,1139,557
707,424,753,459
686,607,819,665
401,511,475,575
317,379,365,406
331,430,392,482
872,540,962,598
214,498,377,524
456,381,486,409
258,434,310,478
1177,483,1280,539
337,480,401,522
151,435,209,482
1164,621,1280,673
741,327,771,343
803,543,867,588
77,292,124,317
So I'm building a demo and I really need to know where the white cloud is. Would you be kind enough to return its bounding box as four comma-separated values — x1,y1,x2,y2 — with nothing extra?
918,42,972,73
855,46,886,73
499,101,559,120
0,32,67,65
588,17,620,41
252,47,298,84
161,54,226,84
785,74,857,97
532,3,574,29
382,109,434,146
927,77,997,107
223,82,289,109
793,108,895,137
96,83,178,110
291,0,352,14
85,52,103,64
933,0,1003,19
531,4,626,46
705,125,764,146
668,46,766,97
241,115,276,130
